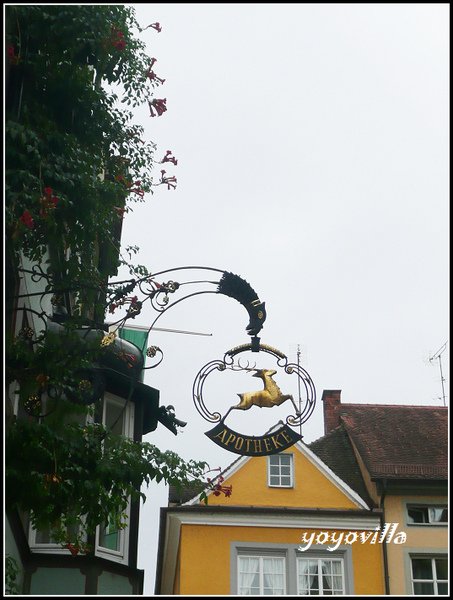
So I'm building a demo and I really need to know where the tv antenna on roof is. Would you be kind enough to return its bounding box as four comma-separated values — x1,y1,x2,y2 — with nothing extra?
429,342,448,406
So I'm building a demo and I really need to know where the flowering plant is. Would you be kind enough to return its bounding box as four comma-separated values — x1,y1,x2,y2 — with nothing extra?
4,5,210,557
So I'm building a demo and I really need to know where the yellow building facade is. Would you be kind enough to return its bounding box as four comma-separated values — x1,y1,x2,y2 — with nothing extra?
156,392,448,596
156,441,387,595
318,391,448,596
384,494,448,595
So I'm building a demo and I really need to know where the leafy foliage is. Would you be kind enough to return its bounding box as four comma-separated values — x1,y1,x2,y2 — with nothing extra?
5,555,20,595
5,5,160,294
6,419,208,551
5,5,226,554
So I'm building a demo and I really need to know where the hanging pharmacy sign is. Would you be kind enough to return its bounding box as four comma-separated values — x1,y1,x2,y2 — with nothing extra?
192,342,316,456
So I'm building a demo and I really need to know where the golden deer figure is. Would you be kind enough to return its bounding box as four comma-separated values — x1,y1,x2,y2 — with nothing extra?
222,368,300,421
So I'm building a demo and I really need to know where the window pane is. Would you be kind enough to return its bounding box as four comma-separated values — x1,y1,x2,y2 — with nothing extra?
331,561,342,575
408,507,428,523
263,557,285,594
435,558,448,580
98,516,120,551
438,583,448,594
268,454,293,487
298,558,344,595
35,529,53,544
299,574,310,593
263,558,285,573
35,523,79,545
238,557,260,595
429,507,447,523
298,559,319,594
99,529,119,551
308,560,319,575
414,581,435,595
105,401,124,435
322,560,334,574
412,558,433,579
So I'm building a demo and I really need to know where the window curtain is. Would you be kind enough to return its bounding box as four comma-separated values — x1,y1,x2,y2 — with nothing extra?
263,558,285,594
239,557,260,594
298,558,344,595
299,559,318,594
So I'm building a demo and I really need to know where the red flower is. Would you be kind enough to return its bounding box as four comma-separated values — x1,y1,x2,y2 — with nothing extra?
113,39,126,51
160,150,178,166
222,486,233,498
113,206,128,218
115,174,129,186
7,44,19,65
111,27,126,51
19,210,34,229
146,69,166,85
65,543,79,556
39,187,59,218
128,296,142,315
146,59,165,84
140,23,162,33
159,170,177,190
129,187,145,198
148,98,167,117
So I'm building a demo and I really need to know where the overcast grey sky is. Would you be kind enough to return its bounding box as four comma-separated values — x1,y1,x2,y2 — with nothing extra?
118,4,449,593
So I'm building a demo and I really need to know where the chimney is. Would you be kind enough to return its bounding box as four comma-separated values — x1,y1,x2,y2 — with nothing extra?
322,390,342,434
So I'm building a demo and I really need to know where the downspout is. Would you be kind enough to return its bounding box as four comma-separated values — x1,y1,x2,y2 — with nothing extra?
379,479,390,595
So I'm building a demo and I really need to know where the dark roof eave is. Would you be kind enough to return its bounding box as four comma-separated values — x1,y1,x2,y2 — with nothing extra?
161,505,382,517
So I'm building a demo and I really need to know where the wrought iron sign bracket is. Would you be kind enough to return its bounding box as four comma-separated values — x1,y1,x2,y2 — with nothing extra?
192,342,316,456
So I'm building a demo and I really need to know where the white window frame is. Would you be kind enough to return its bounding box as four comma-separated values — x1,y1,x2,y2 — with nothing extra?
28,408,92,555
410,555,448,595
29,392,134,565
231,543,353,596
29,518,88,554
267,453,294,488
237,552,287,595
406,503,448,526
94,392,134,565
297,555,346,595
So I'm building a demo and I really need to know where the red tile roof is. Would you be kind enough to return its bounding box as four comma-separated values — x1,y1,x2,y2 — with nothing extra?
338,404,448,480
309,425,374,506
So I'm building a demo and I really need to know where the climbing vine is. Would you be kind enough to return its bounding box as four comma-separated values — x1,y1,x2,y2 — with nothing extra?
5,5,228,557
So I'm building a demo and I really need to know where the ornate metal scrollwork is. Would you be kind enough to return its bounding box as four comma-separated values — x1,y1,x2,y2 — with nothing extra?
192,342,316,430
7,265,269,435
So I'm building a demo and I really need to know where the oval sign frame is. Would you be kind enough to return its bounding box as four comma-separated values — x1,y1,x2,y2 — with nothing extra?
192,342,316,456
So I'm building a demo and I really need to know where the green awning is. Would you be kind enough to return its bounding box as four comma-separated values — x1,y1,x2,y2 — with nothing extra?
119,327,150,383
119,327,149,352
